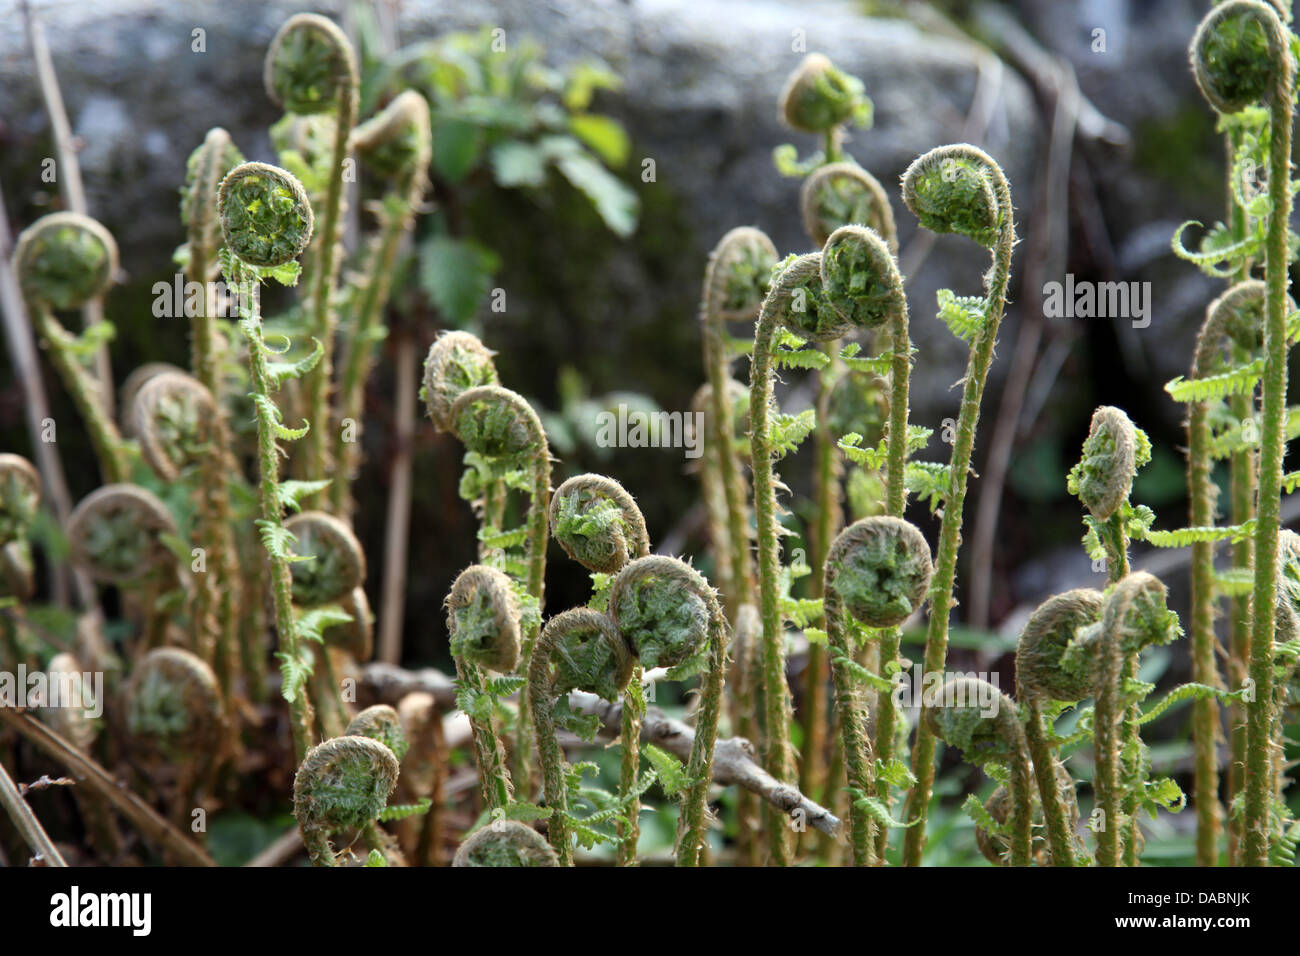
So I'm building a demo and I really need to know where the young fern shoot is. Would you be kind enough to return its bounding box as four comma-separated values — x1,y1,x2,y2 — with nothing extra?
608,556,728,866
332,91,431,517
13,213,129,483
445,564,520,813
528,607,634,865
896,144,1016,867
216,160,318,764
264,13,359,500
549,473,651,865
823,516,932,865
1189,0,1296,866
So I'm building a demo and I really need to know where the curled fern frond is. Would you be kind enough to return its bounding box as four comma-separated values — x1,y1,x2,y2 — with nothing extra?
13,212,119,310
763,252,848,342
129,371,217,481
1190,0,1292,114
421,330,499,431
825,516,932,628
1193,280,1267,378
126,647,223,759
1016,589,1107,703
0,454,41,547
217,162,315,268
283,511,366,607
901,144,1005,249
449,385,548,465
445,564,521,673
777,52,871,134
935,289,987,344
345,704,409,762
452,820,559,867
608,555,715,672
293,735,399,866
66,484,178,585
1067,405,1144,520
700,226,780,323
535,607,634,703
263,13,359,117
819,224,907,332
351,89,431,189
549,474,650,574
800,162,897,250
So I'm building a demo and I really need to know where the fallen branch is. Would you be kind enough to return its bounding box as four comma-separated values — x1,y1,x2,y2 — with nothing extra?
0,707,216,866
0,759,67,866
361,662,842,838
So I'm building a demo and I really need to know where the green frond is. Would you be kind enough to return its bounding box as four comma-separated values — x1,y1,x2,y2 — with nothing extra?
278,479,332,513
1138,682,1238,727
378,798,433,822
1214,567,1256,596
905,461,951,513
774,346,831,371
295,605,353,645
935,289,987,343
770,408,817,458
961,792,1006,835
1141,519,1256,547
1171,220,1260,278
266,337,324,388
1165,358,1265,403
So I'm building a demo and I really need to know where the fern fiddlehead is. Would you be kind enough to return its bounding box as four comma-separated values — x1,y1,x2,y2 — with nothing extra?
898,144,1016,867
1190,0,1296,867
264,13,359,502
13,213,129,483
699,227,777,618
283,510,366,738
1015,589,1106,866
0,455,40,620
445,564,520,812
217,160,318,764
824,516,933,865
923,676,1034,866
332,90,431,517
1093,572,1182,866
529,607,634,865
549,473,650,865
1183,281,1266,864
608,555,728,866
452,819,559,867
293,734,399,866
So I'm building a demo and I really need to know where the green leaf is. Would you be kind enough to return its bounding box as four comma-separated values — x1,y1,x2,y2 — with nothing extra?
266,338,324,388
1165,358,1265,403
770,408,817,458
489,141,547,188
540,136,638,237
278,479,332,514
935,289,986,343
364,849,387,866
431,117,482,183
643,744,691,798
569,113,630,167
418,235,501,326
563,61,622,112
1141,520,1256,548
295,605,353,645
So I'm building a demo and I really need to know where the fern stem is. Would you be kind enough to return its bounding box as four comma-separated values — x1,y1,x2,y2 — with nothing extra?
676,589,729,867
1243,66,1293,868
902,164,1014,868
748,297,796,865
617,668,644,866
237,275,315,765
1187,397,1223,865
1023,699,1077,865
825,585,876,866
527,628,572,865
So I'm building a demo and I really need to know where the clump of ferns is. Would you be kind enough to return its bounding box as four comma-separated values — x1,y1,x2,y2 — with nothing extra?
422,332,550,783
897,144,1017,867
216,160,328,764
264,13,359,497
1176,0,1299,866
547,474,651,864
13,213,130,484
